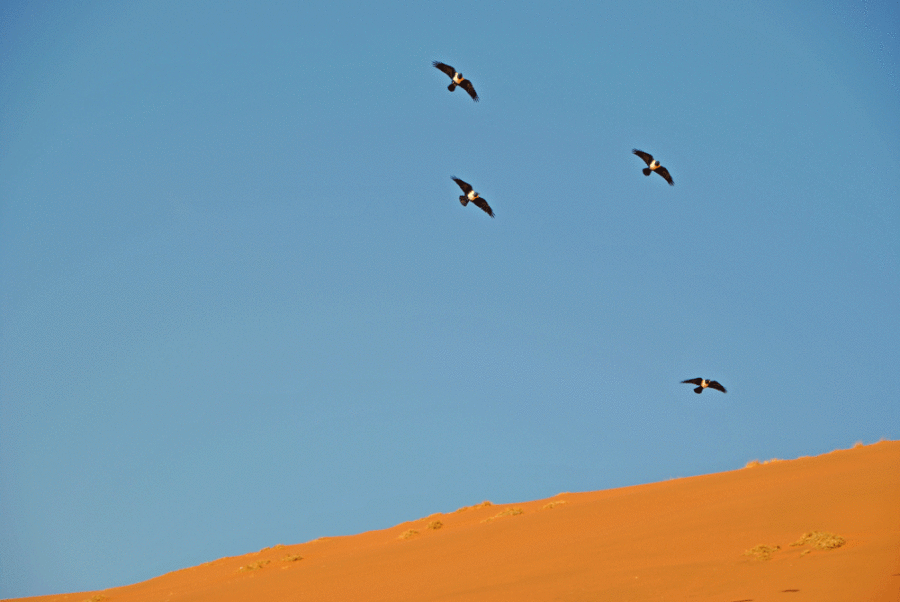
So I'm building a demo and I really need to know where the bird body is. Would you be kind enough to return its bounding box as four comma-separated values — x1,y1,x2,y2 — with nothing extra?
451,176,494,217
633,149,674,185
433,61,479,101
682,378,727,394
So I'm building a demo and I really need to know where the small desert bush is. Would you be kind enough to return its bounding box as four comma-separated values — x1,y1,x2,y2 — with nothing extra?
454,500,493,513
258,544,284,552
745,458,781,467
744,544,780,560
399,529,419,539
791,531,845,550
427,520,443,530
240,559,271,571
482,507,523,523
543,500,567,509
282,554,303,562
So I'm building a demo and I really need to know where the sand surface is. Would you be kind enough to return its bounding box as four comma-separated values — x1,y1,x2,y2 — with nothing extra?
10,441,899,602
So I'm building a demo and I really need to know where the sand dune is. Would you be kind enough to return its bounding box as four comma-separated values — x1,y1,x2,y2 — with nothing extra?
10,441,899,602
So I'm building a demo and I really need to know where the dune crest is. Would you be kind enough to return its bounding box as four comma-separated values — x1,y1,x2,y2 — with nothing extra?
11,441,900,602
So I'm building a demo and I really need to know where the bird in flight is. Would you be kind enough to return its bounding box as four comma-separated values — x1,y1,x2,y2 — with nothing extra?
682,378,727,394
633,149,674,186
433,61,479,102
452,177,494,217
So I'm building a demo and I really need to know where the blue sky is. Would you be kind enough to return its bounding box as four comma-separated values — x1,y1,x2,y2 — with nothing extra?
1,0,897,597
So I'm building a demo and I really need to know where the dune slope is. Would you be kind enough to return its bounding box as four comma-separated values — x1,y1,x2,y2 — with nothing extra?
10,441,900,602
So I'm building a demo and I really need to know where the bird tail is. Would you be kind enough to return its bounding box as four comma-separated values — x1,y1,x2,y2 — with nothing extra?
643,167,651,176
448,83,457,92
694,387,703,394
459,196,469,207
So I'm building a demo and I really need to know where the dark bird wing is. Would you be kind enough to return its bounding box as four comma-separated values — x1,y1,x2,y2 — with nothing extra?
459,79,479,101
432,61,456,78
707,381,727,393
452,176,473,194
655,166,674,186
632,149,654,166
471,197,494,218
682,378,703,386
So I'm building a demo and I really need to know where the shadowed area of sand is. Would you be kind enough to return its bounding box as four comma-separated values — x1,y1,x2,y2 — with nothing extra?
9,441,899,602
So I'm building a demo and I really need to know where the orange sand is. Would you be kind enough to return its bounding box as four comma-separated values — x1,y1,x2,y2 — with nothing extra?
9,441,899,602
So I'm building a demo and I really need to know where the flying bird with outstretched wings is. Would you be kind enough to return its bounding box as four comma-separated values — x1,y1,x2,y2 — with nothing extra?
433,61,479,102
633,149,674,186
452,177,494,217
681,378,727,394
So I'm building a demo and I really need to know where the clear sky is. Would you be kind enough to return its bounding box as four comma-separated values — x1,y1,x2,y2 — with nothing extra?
1,0,898,597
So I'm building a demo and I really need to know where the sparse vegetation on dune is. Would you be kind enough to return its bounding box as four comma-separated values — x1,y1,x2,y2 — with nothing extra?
240,560,271,571
28,442,894,601
542,500,567,509
791,531,846,550
745,530,846,561
497,507,523,517
744,458,781,468
745,441,882,471
745,544,780,561
454,500,493,512
482,507,524,523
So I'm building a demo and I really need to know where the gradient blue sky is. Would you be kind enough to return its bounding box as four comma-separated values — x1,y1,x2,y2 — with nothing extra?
1,0,898,597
